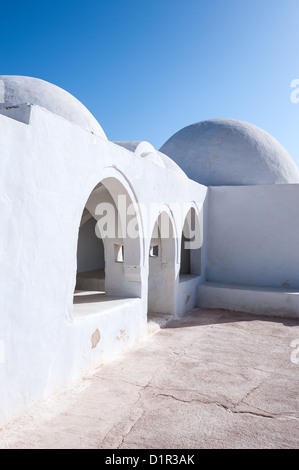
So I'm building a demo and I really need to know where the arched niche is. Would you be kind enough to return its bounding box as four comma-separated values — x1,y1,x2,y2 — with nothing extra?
74,176,142,311
148,211,177,315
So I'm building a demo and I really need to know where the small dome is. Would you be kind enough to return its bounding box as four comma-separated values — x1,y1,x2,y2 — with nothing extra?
160,119,299,186
114,141,186,175
0,75,107,139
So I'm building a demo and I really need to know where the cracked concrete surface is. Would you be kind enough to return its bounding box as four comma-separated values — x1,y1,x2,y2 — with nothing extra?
0,309,298,449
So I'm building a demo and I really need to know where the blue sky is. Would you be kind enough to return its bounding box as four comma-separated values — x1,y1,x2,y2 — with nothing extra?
1,0,299,167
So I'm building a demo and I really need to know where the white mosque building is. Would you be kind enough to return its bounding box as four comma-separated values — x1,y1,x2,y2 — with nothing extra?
0,76,299,426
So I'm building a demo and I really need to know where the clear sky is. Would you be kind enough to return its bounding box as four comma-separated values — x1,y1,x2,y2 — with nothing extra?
1,0,299,167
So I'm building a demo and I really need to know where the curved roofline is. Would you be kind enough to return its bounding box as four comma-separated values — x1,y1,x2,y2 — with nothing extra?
114,140,187,175
0,75,107,140
160,118,299,186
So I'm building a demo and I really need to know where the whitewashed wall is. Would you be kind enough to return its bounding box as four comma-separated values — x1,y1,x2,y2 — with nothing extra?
207,185,299,288
0,105,207,426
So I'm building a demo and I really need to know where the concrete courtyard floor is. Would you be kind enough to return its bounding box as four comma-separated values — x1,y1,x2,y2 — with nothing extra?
0,309,299,449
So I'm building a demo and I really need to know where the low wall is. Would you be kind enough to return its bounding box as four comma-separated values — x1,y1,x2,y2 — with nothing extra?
198,282,299,318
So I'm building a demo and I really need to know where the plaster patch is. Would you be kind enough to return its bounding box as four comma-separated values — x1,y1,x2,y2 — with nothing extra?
116,329,125,342
91,329,101,349
0,81,4,103
282,281,291,287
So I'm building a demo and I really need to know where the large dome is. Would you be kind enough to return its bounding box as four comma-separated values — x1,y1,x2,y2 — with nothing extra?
160,119,299,186
0,75,107,139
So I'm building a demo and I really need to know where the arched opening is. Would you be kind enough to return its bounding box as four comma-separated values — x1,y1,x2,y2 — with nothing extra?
180,207,201,279
148,211,176,316
73,177,142,313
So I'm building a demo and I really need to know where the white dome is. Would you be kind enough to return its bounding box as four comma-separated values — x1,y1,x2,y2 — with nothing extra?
0,75,107,139
160,119,299,186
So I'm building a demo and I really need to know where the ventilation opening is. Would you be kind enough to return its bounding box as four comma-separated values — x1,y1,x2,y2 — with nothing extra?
149,245,159,258
114,244,124,263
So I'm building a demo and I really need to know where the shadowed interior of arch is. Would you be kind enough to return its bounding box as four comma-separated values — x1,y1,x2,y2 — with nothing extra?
180,207,202,279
